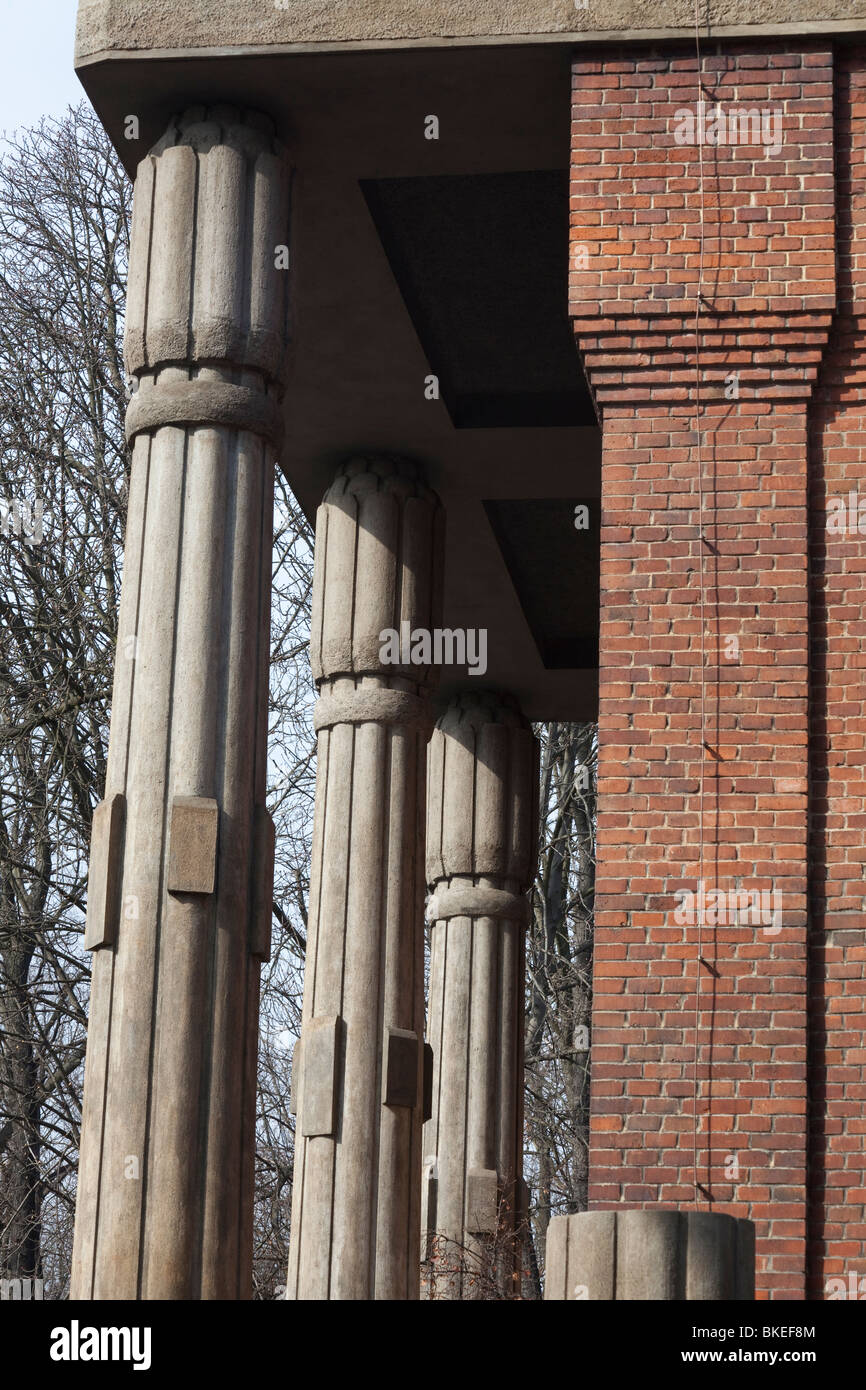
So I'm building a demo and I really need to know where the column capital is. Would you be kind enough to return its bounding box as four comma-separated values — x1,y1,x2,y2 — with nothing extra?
124,105,290,444
310,455,444,691
426,690,538,892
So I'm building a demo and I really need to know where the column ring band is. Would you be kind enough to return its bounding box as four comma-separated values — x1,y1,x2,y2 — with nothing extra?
126,379,284,449
427,883,530,924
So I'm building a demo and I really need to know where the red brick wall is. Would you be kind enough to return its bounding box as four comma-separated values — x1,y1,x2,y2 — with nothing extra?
570,43,865,1299
807,48,866,1302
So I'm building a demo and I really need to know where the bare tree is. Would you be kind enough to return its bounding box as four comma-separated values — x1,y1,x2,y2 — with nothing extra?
252,474,314,1298
524,721,596,1286
0,106,129,1291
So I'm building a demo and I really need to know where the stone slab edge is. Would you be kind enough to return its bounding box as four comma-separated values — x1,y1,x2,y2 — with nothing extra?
76,0,866,63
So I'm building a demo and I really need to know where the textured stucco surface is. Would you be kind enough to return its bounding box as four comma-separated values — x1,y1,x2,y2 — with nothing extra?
75,0,866,59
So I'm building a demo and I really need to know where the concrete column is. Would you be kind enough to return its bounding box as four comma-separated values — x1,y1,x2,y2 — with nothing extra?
422,692,538,1299
286,457,444,1301
544,1211,755,1301
71,107,290,1300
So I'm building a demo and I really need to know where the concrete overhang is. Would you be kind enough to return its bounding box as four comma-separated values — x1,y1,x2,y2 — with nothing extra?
76,0,866,60
73,1,866,721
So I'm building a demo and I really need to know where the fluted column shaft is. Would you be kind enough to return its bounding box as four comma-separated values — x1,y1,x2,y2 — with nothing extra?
71,107,290,1300
287,457,444,1300
423,692,538,1299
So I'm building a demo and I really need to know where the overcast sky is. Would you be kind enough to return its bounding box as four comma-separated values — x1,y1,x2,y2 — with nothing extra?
0,0,88,137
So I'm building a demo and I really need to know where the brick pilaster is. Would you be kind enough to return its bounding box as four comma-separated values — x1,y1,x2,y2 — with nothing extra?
807,48,866,1302
571,44,835,1299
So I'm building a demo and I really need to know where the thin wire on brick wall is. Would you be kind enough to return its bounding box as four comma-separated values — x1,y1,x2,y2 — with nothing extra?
692,0,708,1210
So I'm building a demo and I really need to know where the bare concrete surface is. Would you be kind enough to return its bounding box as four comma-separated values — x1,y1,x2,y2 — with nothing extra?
76,0,866,59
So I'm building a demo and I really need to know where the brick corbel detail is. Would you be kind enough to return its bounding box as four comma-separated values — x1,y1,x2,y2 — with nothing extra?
572,311,831,408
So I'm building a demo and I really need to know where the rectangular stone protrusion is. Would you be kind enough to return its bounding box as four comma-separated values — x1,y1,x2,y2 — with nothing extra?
84,793,125,951
250,805,275,961
422,1041,434,1122
382,1027,418,1108
300,1015,340,1137
289,1035,302,1117
465,1167,499,1235
421,1161,438,1263
167,796,219,895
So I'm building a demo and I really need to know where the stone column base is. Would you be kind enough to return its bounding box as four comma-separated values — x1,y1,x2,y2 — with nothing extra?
544,1211,755,1301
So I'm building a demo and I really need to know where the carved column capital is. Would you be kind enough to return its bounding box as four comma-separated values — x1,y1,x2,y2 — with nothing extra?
124,105,290,444
310,455,444,692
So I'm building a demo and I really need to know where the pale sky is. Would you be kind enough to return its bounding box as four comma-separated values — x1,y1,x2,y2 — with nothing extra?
0,0,88,137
